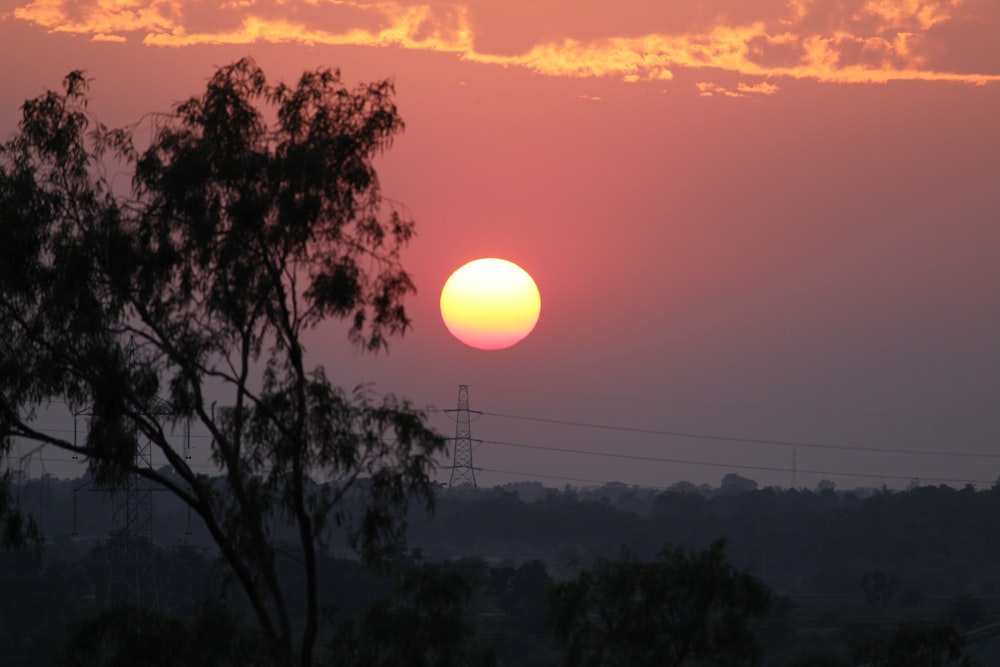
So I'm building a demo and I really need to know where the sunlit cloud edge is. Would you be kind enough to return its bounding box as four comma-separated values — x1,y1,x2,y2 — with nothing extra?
12,1,1000,88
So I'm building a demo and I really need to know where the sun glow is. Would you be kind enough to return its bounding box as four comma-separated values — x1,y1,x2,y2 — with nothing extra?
440,258,541,350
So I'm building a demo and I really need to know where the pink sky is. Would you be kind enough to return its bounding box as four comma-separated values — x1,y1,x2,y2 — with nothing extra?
3,0,1000,490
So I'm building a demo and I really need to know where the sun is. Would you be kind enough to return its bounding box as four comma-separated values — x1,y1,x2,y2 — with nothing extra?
440,258,541,350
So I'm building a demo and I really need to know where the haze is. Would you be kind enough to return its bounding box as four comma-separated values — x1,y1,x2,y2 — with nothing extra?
3,0,998,492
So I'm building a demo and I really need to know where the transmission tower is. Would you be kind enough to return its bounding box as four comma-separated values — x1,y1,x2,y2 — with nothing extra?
103,337,156,606
73,337,190,607
447,385,477,489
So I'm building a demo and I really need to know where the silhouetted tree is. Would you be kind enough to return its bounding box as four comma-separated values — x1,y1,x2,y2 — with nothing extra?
329,563,496,666
853,620,978,667
784,645,850,667
898,584,926,609
0,59,443,666
861,571,898,606
490,559,553,634
61,602,267,667
948,594,986,631
719,473,758,496
548,538,771,666
0,473,39,549
816,479,836,493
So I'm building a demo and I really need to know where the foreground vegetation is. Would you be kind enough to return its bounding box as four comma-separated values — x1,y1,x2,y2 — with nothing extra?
3,476,998,665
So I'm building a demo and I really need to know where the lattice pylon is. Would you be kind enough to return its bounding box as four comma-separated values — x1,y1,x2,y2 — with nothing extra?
74,336,191,606
108,336,156,607
448,385,477,489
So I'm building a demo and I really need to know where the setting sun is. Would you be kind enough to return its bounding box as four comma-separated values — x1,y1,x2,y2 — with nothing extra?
440,258,541,350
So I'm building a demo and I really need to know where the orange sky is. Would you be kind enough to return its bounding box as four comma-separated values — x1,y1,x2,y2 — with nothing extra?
3,0,1000,490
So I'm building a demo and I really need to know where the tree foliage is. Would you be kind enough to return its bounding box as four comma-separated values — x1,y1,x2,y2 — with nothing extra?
330,563,497,667
0,59,444,666
947,594,986,631
548,538,771,667
861,570,898,607
61,602,268,667
854,620,978,667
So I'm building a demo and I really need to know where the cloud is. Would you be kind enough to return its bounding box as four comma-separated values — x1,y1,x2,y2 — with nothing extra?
738,81,780,95
853,0,959,32
697,82,742,98
15,0,178,35
13,0,1000,89
695,80,780,98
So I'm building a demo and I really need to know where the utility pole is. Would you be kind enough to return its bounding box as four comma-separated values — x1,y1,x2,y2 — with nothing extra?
446,384,477,489
791,446,798,490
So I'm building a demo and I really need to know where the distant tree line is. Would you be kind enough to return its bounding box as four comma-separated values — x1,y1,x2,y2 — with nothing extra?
13,472,1000,603
4,473,998,665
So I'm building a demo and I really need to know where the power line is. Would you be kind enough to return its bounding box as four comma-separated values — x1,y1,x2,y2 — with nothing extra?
9,426,211,439
6,454,221,472
477,466,669,490
479,438,996,486
480,411,999,459
16,441,996,489
13,403,997,489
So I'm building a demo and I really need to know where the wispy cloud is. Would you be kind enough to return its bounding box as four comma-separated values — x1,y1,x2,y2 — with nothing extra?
697,80,781,98
12,0,1000,88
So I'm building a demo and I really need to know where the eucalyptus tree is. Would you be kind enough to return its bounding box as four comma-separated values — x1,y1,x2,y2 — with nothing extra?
0,59,444,666
548,539,771,667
